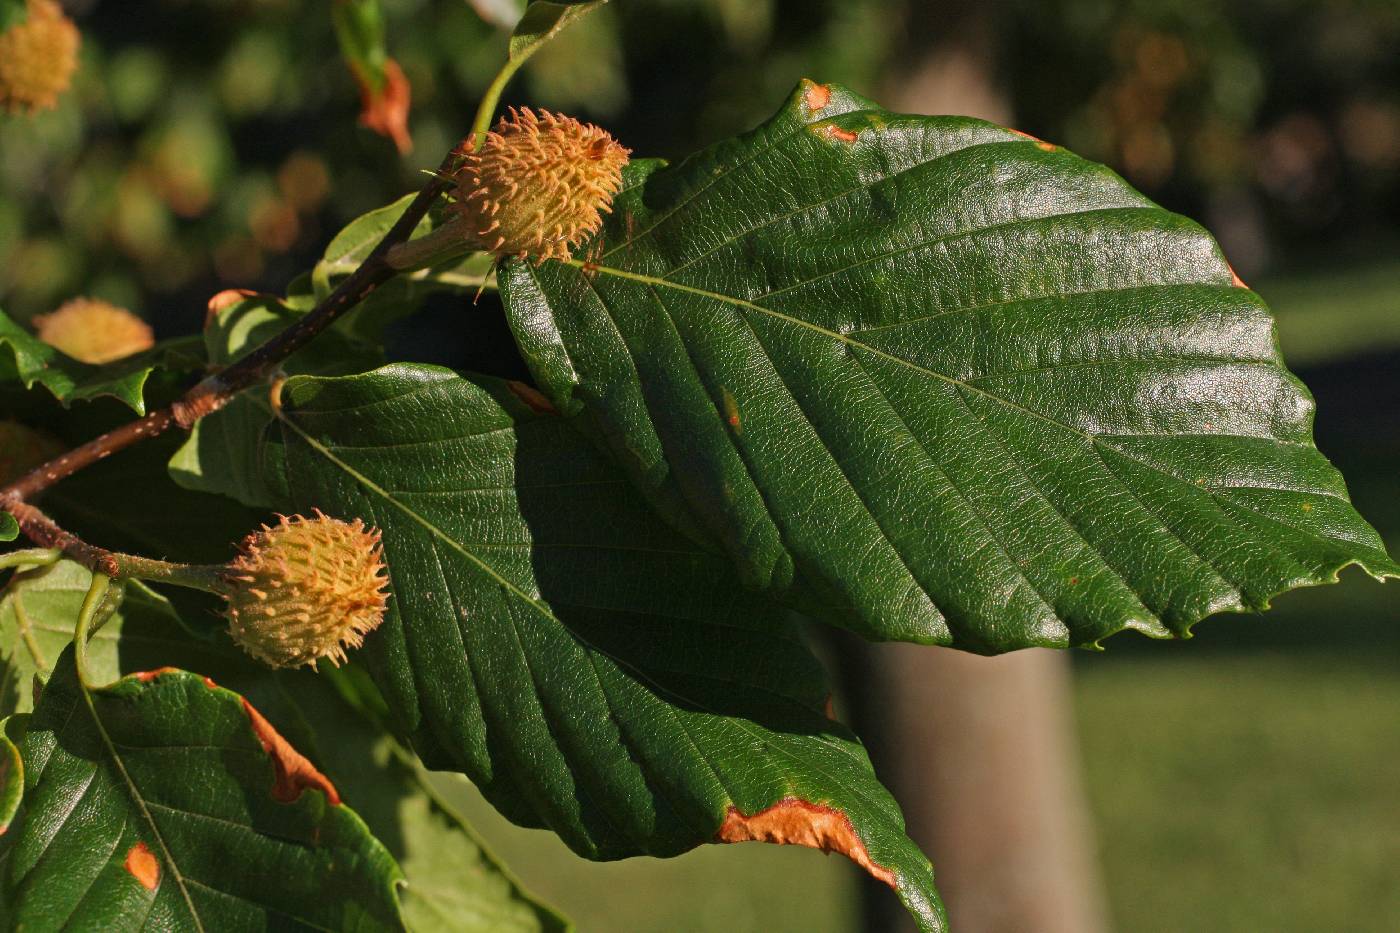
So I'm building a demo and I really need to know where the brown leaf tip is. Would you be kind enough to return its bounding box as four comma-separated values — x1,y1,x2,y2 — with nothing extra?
356,57,413,155
715,798,896,888
124,841,160,891
240,696,341,805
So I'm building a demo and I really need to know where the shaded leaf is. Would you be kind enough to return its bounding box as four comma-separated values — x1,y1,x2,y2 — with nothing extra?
0,561,568,931
272,363,944,931
0,513,16,542
0,562,235,718
309,195,495,343
168,294,381,509
3,649,404,930
499,79,1399,653
297,669,570,932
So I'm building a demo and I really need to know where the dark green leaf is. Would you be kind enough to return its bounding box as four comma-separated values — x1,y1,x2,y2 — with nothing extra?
293,670,569,932
499,79,1399,653
333,0,389,91
309,196,495,343
273,363,944,931
4,649,404,930
0,308,203,415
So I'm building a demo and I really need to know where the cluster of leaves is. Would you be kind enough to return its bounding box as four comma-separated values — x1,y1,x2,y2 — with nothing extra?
2,9,1396,928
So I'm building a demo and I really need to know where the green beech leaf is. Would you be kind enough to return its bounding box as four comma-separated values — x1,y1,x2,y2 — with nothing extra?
0,308,203,415
509,1,607,64
272,364,944,931
0,562,235,718
3,649,404,930
293,671,569,932
0,715,22,836
309,195,495,342
0,561,566,930
499,79,1399,652
168,294,381,509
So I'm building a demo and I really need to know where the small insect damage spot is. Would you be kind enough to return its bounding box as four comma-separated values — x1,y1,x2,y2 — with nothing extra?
825,125,860,144
722,388,741,433
803,82,832,113
506,380,558,415
715,798,897,888
240,697,342,805
124,841,159,891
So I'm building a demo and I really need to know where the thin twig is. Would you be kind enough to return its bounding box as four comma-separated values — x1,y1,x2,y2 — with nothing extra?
0,146,462,507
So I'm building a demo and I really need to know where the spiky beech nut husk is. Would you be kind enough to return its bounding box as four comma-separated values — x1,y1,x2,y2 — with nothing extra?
0,0,80,115
452,107,630,262
222,511,389,670
33,297,154,364
0,419,64,485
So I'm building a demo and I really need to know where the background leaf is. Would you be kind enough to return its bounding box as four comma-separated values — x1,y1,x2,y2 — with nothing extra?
3,649,404,930
295,670,569,932
0,308,203,415
270,363,944,931
500,79,1398,653
509,1,608,64
0,514,16,542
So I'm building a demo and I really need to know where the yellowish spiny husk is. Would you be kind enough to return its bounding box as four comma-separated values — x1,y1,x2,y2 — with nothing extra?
452,107,630,262
0,0,80,115
222,511,390,670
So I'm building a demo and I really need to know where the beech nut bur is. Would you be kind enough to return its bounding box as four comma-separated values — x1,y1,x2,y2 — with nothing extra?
0,0,80,115
452,107,630,262
221,511,390,670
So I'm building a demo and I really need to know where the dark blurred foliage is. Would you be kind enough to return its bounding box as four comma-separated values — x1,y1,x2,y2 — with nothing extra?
0,0,1396,324
1006,0,1400,276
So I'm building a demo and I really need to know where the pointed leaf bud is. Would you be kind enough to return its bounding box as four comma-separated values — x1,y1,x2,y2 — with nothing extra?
452,107,630,262
221,511,389,670
33,298,154,365
0,0,80,115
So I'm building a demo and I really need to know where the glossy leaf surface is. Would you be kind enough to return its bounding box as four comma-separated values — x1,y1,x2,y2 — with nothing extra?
3,650,404,930
501,80,1398,651
272,364,944,930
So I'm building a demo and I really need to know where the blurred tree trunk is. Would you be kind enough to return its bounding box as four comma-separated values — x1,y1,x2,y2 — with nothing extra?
843,3,1110,931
